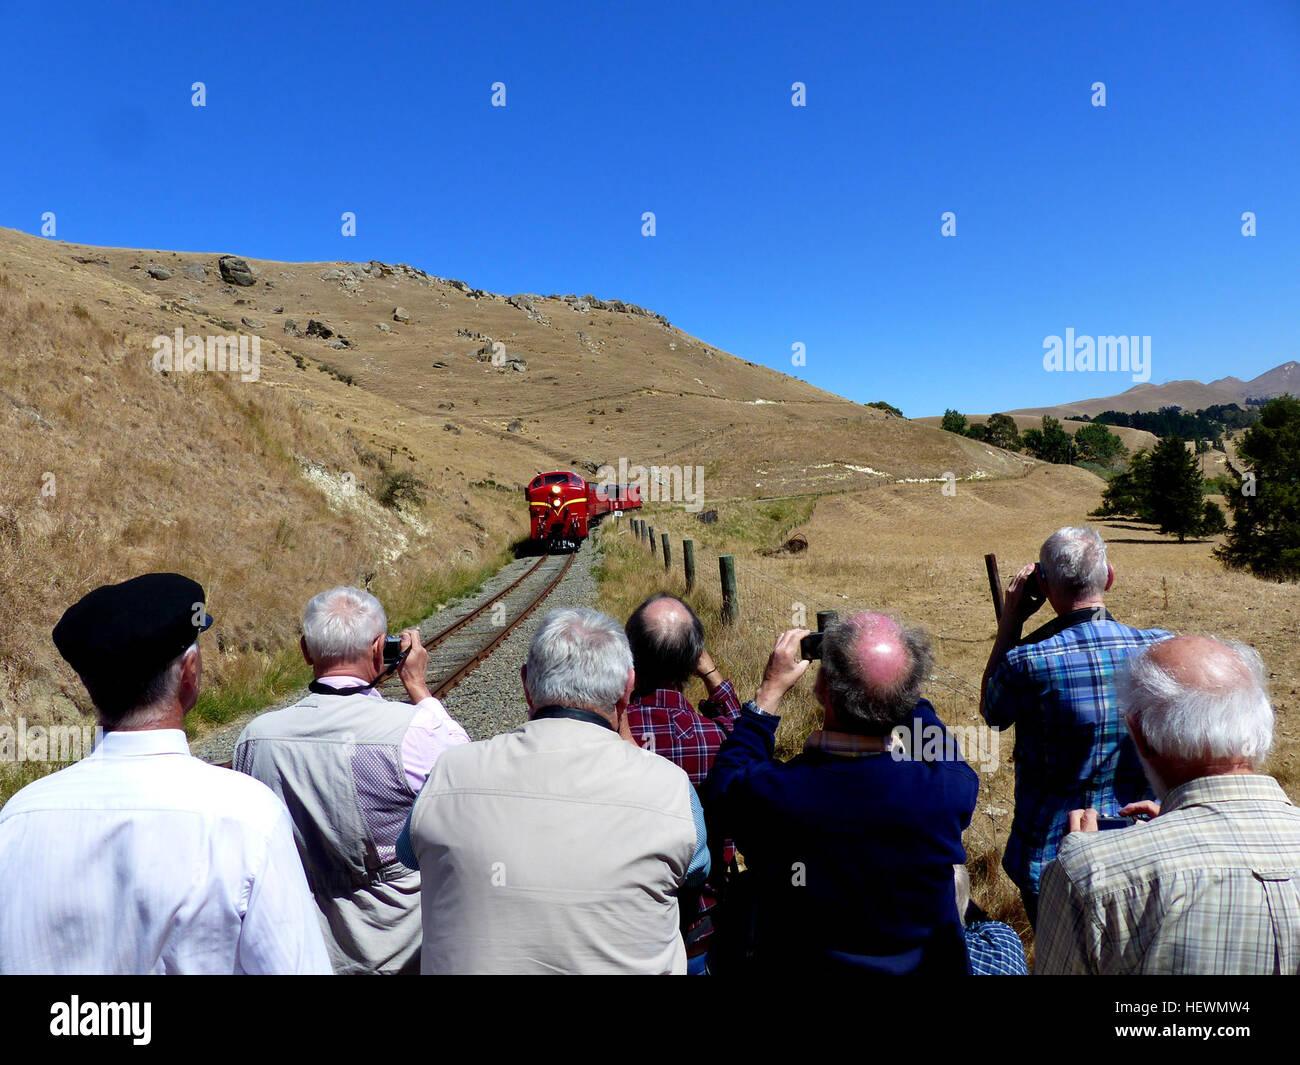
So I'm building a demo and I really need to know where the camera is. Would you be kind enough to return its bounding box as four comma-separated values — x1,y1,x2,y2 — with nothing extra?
1022,562,1047,610
800,632,824,660
382,635,406,666
1097,816,1137,831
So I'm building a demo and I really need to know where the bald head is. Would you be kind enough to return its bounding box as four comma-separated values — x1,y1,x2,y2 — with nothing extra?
625,593,705,694
819,611,935,729
1121,635,1273,769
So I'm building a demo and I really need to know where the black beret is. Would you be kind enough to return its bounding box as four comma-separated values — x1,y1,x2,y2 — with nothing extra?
52,573,214,686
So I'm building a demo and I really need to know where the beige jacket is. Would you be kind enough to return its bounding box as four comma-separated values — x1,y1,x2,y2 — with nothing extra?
406,715,704,974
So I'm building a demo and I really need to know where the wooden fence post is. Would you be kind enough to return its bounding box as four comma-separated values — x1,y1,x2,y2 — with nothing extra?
683,539,696,592
719,554,738,623
984,553,1004,622
649,526,657,558
816,610,839,633
661,533,671,570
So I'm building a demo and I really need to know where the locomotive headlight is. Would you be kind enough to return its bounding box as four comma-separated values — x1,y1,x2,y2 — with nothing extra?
551,485,560,494
551,498,561,508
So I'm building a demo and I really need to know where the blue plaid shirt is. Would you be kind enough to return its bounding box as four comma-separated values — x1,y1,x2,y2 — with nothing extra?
965,921,1029,975
983,609,1169,897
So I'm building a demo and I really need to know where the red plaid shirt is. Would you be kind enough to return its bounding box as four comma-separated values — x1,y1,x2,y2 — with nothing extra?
627,681,742,955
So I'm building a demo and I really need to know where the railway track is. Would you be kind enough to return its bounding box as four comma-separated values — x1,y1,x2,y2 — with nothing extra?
382,551,575,701
206,550,576,766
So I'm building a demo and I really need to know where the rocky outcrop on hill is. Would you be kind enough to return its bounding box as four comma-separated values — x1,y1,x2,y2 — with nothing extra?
219,256,258,286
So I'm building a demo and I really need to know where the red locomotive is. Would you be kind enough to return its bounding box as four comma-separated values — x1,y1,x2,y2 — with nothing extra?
526,471,643,550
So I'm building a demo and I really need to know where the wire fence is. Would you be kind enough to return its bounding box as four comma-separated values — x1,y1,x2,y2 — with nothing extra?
618,516,985,717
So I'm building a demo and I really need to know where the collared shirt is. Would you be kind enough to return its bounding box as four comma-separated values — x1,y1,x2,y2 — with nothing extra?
982,610,1169,895
626,681,741,953
1036,774,1300,974
803,730,897,758
234,676,469,975
0,729,330,975
626,681,742,786
965,921,1029,975
312,675,470,793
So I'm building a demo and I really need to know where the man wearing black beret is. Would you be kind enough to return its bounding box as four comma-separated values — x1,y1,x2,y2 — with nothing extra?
0,573,331,975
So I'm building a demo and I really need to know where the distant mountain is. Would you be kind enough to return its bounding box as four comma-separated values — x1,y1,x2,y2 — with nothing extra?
1005,361,1299,420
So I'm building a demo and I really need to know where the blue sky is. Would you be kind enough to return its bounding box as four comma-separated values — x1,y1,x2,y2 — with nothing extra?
2,0,1297,416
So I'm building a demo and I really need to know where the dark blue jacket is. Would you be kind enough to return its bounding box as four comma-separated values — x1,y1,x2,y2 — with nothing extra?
702,700,978,973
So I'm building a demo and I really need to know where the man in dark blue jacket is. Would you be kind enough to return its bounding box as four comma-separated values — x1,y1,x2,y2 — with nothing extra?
702,614,978,973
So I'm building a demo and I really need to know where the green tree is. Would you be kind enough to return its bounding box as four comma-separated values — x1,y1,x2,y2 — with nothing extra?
1148,436,1204,542
1093,450,1154,520
1200,500,1228,536
1216,395,1300,580
985,413,1021,452
940,409,968,435
965,423,989,442
868,400,904,417
1022,415,1072,464
1073,422,1127,465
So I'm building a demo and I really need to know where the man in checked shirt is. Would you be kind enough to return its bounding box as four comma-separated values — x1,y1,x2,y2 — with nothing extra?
624,594,742,974
981,526,1169,929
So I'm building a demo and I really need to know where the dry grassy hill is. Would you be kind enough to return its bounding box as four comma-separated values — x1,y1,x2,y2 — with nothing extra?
0,226,1029,737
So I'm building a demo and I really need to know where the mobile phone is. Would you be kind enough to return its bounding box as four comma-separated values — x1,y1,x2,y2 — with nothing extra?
1096,816,1136,831
800,632,824,660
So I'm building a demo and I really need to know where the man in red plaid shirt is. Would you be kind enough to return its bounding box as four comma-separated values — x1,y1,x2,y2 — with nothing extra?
625,594,742,974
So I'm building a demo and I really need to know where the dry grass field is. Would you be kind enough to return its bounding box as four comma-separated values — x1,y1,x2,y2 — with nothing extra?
596,461,1300,954
0,226,1031,802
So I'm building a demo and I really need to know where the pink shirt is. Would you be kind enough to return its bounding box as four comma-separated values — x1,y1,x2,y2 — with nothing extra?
313,676,470,792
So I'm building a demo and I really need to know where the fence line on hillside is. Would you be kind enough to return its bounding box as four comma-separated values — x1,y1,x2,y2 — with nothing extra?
612,517,983,714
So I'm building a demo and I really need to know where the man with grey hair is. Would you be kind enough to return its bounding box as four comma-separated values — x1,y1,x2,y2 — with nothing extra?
981,526,1169,926
398,607,710,974
234,585,469,974
703,613,978,973
1037,635,1300,974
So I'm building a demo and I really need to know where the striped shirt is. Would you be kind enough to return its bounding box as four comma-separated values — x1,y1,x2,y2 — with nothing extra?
983,610,1169,895
1035,774,1300,974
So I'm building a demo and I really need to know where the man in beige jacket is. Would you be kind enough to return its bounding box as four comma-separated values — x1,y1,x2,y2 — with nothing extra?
398,607,709,974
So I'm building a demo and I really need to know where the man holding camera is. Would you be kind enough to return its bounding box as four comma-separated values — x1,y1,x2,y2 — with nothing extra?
234,585,470,974
703,613,978,973
980,526,1168,927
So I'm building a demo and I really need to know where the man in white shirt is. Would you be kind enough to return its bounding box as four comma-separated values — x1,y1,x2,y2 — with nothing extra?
0,572,331,975
235,586,470,974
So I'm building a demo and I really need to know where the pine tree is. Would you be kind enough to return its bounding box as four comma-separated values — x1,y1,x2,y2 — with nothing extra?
1216,395,1300,580
1148,436,1204,542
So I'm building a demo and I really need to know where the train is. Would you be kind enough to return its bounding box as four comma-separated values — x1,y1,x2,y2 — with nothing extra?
525,470,642,551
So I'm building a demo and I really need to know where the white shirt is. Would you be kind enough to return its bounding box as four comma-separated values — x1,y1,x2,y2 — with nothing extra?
0,729,331,975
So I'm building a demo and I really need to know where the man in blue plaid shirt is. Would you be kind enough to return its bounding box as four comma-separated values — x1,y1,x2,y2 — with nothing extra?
981,527,1168,927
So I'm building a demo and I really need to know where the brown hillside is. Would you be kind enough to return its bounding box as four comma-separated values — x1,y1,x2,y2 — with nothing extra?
0,227,1029,731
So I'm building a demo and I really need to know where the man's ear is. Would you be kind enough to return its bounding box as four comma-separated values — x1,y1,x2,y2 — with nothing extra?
1104,564,1115,592
178,648,202,713
617,668,636,713
521,664,534,713
300,635,313,667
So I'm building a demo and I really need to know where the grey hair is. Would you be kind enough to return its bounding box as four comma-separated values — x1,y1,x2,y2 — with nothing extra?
302,586,387,667
819,612,935,728
953,865,970,928
1120,637,1274,766
1040,526,1109,598
525,607,633,712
